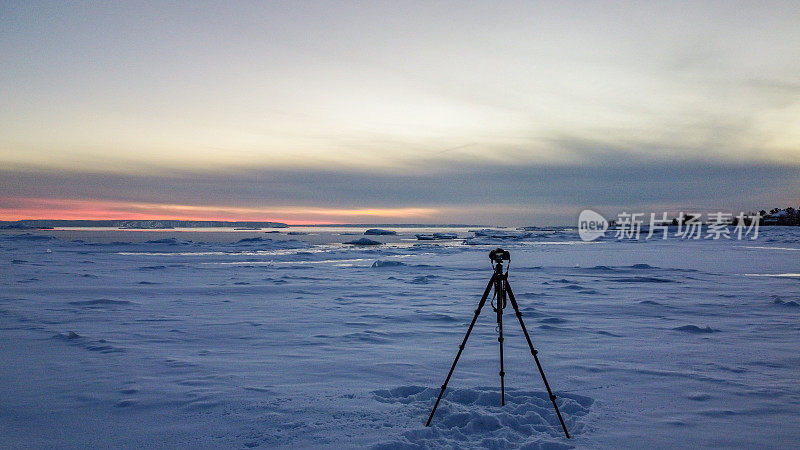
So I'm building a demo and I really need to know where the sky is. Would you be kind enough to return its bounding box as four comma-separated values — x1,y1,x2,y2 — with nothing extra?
1,1,799,225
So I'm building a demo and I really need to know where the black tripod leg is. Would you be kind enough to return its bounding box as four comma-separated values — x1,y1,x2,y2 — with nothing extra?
426,275,495,427
505,280,571,439
496,277,506,406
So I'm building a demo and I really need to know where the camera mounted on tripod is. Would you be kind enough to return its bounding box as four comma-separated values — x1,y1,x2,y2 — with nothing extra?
427,248,571,438
489,248,510,263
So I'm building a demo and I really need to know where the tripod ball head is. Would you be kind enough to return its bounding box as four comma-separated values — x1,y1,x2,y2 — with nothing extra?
489,248,510,263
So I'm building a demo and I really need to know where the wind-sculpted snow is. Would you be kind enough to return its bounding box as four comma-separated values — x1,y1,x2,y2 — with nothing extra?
463,228,594,246
772,296,800,307
1,227,800,447
370,386,592,449
0,233,57,241
673,325,721,334
372,260,407,268
228,237,309,249
52,330,127,354
67,299,136,307
344,237,383,246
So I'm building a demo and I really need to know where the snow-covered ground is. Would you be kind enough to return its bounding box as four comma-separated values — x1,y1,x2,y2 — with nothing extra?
1,228,799,448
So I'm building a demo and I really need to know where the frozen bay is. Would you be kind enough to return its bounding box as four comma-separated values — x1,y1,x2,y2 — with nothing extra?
1,228,799,448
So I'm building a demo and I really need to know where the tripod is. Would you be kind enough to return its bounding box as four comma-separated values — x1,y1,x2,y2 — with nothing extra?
425,248,570,439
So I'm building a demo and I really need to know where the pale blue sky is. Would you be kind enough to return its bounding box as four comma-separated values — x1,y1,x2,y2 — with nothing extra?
1,1,799,224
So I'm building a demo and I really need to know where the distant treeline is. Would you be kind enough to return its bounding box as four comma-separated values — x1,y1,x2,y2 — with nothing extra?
674,208,799,226
756,207,800,226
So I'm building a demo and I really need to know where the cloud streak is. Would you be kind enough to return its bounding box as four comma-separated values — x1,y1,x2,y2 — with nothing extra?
3,155,798,225
0,197,439,224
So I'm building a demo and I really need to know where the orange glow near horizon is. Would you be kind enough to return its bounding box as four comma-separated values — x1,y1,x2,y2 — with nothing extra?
0,197,439,224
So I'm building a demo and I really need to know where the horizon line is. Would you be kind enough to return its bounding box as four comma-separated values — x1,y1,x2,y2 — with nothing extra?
0,218,498,228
